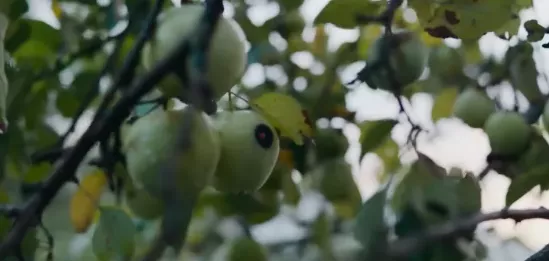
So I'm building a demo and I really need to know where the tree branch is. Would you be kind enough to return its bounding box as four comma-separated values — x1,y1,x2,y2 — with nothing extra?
384,207,549,259
140,0,224,259
0,0,200,256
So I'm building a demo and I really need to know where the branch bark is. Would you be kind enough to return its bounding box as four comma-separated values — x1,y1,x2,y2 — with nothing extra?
384,207,549,259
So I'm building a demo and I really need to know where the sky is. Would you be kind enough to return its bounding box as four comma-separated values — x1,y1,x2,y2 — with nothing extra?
24,0,549,254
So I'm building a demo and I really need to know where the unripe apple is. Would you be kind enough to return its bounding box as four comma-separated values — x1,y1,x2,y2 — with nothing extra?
313,128,349,161
366,30,428,91
122,107,221,199
124,187,164,220
428,45,464,80
227,237,268,261
211,110,280,193
452,87,496,128
311,158,360,202
484,111,531,156
142,4,247,102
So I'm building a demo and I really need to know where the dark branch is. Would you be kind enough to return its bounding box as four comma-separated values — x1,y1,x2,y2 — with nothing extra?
384,207,549,259
141,0,225,259
0,0,203,256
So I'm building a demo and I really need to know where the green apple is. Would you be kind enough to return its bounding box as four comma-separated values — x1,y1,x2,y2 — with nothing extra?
452,87,496,128
122,106,221,199
365,30,428,91
142,4,247,102
428,45,464,80
484,111,531,156
211,110,280,193
313,128,349,161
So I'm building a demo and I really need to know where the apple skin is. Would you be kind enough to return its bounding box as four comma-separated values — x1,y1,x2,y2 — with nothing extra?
484,111,531,157
142,4,247,102
452,87,496,128
122,106,221,199
211,110,280,193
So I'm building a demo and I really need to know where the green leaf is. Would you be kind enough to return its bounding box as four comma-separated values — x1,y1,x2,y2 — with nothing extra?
524,19,546,42
431,87,459,122
374,138,400,181
12,19,62,69
354,188,388,258
23,162,52,183
252,92,313,145
22,19,62,50
506,164,549,207
5,19,31,52
456,172,481,215
92,206,136,261
314,0,382,29
391,157,442,214
359,119,397,158
56,88,81,117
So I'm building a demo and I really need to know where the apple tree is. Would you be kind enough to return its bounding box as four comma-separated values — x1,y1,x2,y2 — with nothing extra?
0,0,548,260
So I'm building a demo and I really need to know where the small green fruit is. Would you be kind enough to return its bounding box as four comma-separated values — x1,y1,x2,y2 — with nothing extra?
312,158,360,202
227,237,268,261
366,30,428,90
124,187,164,220
211,110,280,193
428,45,464,79
313,128,349,161
484,111,531,156
142,5,247,101
452,88,496,128
122,106,221,199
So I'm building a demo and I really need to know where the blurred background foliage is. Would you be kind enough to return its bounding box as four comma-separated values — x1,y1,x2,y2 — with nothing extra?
0,0,548,260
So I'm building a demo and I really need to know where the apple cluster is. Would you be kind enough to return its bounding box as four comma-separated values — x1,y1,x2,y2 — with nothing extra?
119,4,281,220
452,87,536,158
362,29,543,163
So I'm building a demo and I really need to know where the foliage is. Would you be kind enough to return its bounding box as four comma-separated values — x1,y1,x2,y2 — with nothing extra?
0,0,548,261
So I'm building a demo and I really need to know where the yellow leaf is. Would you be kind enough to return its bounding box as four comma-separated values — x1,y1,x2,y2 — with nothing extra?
251,92,313,145
70,168,108,233
431,87,459,122
51,0,63,19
